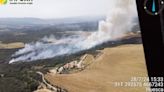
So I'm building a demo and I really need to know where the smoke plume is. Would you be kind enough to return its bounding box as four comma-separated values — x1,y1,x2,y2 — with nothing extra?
9,0,138,63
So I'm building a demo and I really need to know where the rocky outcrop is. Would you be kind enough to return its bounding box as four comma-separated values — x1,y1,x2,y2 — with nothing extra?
48,54,98,75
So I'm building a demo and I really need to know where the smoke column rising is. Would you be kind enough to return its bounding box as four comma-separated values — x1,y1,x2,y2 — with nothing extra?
9,0,138,63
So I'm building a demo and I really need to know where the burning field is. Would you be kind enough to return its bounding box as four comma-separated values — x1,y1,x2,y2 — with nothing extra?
9,0,138,64
0,0,148,92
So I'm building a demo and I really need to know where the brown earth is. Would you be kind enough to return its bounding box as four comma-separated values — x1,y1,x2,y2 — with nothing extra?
45,44,148,92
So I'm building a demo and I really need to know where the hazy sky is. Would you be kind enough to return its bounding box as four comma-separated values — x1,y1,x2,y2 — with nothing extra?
0,0,115,19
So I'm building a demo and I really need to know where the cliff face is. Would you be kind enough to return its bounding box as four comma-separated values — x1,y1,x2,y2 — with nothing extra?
45,44,148,92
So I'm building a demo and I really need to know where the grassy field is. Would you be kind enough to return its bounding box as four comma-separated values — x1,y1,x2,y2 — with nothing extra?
45,44,148,92
0,42,24,49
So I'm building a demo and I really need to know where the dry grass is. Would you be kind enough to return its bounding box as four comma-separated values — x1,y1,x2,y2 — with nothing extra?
45,44,148,92
0,42,24,49
34,88,52,92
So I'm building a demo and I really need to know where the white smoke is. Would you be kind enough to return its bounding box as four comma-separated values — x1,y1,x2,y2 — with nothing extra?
9,0,138,64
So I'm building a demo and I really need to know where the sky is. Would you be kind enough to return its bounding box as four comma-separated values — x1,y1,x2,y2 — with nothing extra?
0,0,115,19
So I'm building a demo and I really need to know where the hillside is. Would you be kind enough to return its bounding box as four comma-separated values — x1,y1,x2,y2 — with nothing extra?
45,44,148,92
